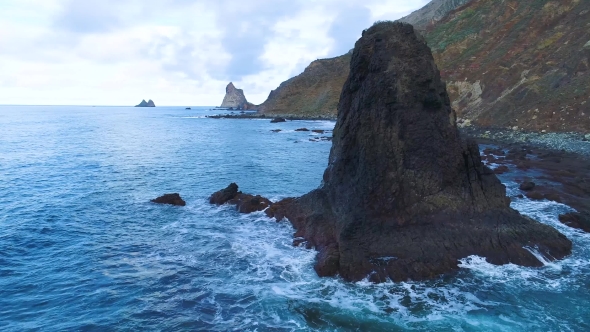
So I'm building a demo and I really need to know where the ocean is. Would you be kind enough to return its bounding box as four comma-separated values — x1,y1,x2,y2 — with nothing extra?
0,106,588,331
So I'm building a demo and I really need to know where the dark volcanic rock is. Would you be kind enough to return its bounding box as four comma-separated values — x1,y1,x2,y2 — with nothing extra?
209,183,239,205
525,191,544,201
519,181,536,191
494,165,509,174
209,183,271,214
264,22,571,282
151,193,186,206
232,194,272,214
270,117,286,123
559,212,590,233
295,128,309,132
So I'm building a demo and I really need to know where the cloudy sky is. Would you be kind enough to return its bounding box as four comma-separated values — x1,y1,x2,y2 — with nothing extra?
0,0,429,106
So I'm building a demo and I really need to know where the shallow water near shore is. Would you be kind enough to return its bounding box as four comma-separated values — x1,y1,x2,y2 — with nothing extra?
1,106,589,331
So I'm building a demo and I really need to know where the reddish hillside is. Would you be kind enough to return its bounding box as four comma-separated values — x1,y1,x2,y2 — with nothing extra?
425,0,590,131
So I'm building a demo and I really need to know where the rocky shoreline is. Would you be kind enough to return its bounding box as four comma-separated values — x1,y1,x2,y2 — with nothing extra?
461,127,590,158
206,113,336,121
463,129,590,232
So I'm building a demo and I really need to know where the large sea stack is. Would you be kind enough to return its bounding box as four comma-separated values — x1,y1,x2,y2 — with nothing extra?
220,82,253,110
265,22,571,282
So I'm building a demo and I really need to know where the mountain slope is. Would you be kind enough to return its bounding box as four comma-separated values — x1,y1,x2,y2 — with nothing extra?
426,0,590,131
257,52,351,118
257,0,590,132
399,0,474,29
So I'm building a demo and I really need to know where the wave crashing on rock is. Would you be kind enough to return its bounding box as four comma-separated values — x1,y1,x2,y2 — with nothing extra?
213,22,572,283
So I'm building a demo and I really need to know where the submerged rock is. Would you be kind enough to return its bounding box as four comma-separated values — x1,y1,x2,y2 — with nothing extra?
151,193,186,206
263,22,571,282
559,212,590,232
519,181,536,191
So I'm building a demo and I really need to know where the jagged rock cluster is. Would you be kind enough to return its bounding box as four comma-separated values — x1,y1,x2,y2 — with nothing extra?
210,183,271,214
211,22,571,282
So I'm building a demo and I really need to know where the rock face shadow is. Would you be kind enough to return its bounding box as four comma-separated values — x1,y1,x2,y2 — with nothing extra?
211,22,572,283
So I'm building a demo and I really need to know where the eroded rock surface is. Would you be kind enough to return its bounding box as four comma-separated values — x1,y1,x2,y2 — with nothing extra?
559,212,590,233
209,183,271,214
151,193,185,206
220,83,253,110
264,22,571,282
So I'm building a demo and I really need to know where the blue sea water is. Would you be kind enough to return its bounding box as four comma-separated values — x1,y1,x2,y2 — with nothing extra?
0,106,589,331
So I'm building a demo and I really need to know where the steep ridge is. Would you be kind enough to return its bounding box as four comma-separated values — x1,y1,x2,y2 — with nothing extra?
256,0,590,132
257,52,351,118
427,0,590,132
399,0,475,29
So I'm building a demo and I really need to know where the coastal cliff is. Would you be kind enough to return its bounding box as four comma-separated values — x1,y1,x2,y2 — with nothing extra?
256,0,590,132
257,52,352,118
426,0,590,132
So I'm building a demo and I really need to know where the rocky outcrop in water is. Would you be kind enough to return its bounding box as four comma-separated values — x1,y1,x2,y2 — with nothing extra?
151,193,185,206
220,83,254,110
210,183,272,214
262,22,571,282
559,212,590,233
136,99,155,107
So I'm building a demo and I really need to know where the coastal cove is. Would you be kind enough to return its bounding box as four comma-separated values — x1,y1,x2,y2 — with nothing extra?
1,105,589,331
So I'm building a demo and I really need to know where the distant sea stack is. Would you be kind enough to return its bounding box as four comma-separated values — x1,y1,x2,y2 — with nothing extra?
263,22,571,282
136,99,155,107
220,82,254,110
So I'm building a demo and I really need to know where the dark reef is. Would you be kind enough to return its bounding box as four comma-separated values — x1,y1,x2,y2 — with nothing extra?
151,193,185,206
209,183,272,214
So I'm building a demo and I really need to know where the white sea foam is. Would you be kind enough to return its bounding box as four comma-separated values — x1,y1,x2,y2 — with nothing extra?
154,182,590,330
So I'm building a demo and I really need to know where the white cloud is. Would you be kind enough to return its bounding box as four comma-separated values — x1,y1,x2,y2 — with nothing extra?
0,0,427,106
